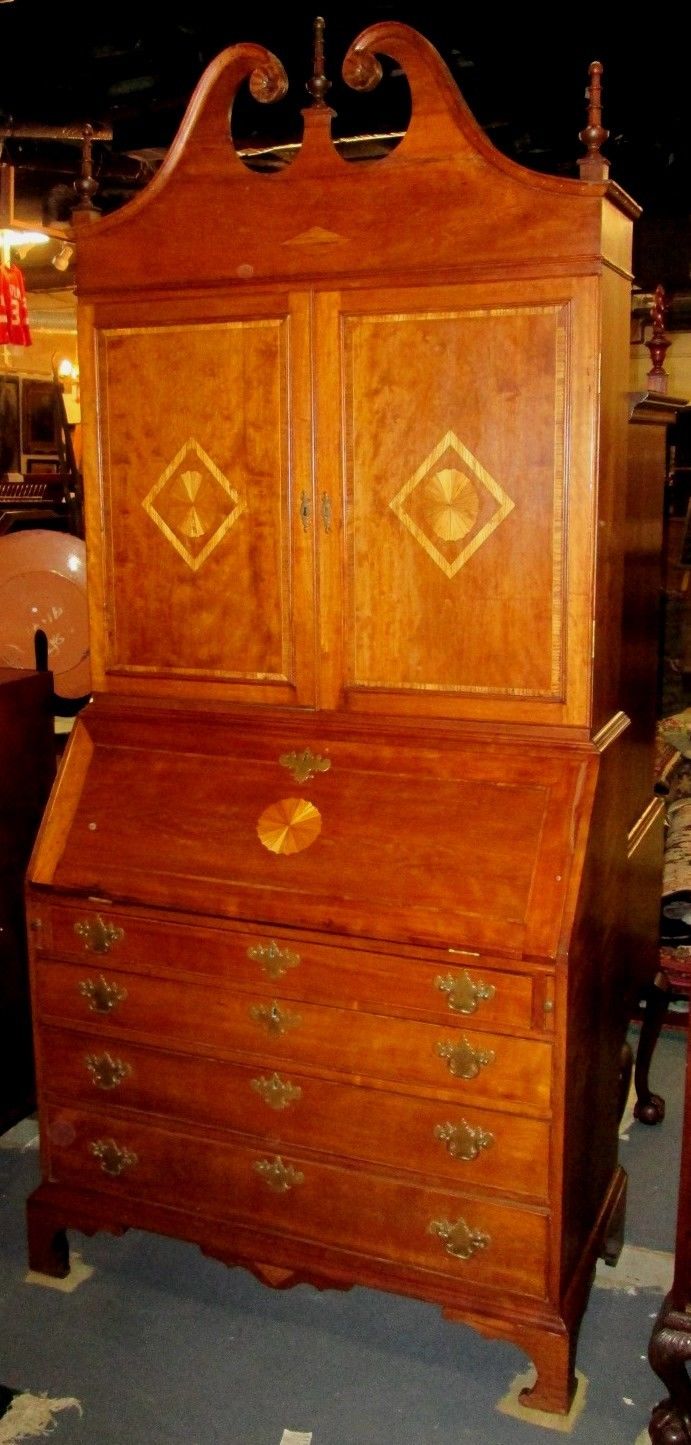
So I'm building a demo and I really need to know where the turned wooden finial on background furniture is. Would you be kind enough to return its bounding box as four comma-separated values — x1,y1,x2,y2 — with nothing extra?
578,61,610,181
72,123,100,216
646,285,671,395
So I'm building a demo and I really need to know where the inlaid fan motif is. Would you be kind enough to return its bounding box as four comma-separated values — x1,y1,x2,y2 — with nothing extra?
389,430,514,577
257,797,322,856
142,437,246,571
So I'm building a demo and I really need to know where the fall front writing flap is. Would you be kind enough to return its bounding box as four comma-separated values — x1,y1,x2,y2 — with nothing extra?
33,701,594,960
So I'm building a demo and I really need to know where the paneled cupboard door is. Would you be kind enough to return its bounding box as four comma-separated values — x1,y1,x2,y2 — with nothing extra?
85,291,318,706
85,278,599,724
314,279,599,726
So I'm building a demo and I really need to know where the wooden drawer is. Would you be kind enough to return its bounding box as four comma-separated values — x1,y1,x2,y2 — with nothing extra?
42,1104,550,1298
34,962,552,1113
38,1026,551,1200
31,901,541,1035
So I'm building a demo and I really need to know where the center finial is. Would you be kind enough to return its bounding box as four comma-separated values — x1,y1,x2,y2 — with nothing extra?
306,16,331,107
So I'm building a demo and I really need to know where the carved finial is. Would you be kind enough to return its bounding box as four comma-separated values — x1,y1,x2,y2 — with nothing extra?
306,16,331,107
646,284,671,394
578,61,610,181
73,123,100,213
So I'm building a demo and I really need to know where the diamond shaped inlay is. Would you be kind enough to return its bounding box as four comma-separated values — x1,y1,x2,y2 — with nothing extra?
389,430,514,577
142,437,246,571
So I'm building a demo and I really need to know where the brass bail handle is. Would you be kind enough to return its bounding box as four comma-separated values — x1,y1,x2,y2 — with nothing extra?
74,916,124,955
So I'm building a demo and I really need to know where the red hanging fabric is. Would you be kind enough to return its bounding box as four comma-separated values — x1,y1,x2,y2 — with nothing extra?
0,269,8,344
0,262,32,345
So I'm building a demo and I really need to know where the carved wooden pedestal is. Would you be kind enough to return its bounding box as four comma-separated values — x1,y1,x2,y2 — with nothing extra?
648,952,691,1440
649,1295,691,1443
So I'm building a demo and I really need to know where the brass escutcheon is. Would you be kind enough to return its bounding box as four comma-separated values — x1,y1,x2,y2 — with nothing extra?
299,491,311,532
433,1119,494,1161
85,1052,132,1091
429,1217,490,1260
435,970,495,1015
247,939,301,980
89,1138,138,1177
78,975,128,1014
253,1155,305,1192
251,1072,302,1110
74,916,124,955
249,1000,302,1036
279,748,331,784
436,1037,495,1080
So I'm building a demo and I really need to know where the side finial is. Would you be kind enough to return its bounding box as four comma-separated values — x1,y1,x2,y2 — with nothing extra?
306,16,331,107
646,285,671,394
578,61,610,181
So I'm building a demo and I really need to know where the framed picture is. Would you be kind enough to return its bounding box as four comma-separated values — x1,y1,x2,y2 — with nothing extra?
0,376,21,473
21,379,60,455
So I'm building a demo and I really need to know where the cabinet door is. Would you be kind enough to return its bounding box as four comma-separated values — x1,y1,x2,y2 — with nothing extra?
84,291,317,706
315,280,597,725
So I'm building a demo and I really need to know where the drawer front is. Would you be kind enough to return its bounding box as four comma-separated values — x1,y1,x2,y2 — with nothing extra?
38,1026,550,1200
34,962,552,1112
33,902,538,1034
43,1104,549,1297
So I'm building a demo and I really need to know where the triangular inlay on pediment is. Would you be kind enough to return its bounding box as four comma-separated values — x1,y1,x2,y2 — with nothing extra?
283,226,345,247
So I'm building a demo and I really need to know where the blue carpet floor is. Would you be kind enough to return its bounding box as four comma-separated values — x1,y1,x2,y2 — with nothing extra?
0,1026,686,1444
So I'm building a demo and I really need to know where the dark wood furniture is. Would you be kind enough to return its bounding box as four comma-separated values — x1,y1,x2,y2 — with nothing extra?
648,950,691,1443
0,474,77,537
24,23,661,1416
0,667,55,1135
620,391,688,1120
0,374,83,537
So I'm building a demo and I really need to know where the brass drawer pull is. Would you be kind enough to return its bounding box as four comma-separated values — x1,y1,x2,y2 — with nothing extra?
78,975,128,1014
251,1072,302,1110
279,748,331,784
429,1217,490,1260
434,1119,494,1161
89,1138,138,1177
253,1156,304,1193
435,971,495,1015
250,1000,302,1036
436,1037,495,1080
74,916,124,955
85,1052,132,1091
247,940,301,979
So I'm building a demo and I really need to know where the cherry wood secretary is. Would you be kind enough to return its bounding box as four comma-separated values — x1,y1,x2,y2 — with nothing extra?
25,23,660,1416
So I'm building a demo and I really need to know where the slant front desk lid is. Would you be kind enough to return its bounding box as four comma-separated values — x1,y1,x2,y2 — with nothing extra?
32,700,596,960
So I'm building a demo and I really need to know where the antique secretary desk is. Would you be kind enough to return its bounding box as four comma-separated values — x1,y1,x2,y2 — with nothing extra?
25,22,659,1416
